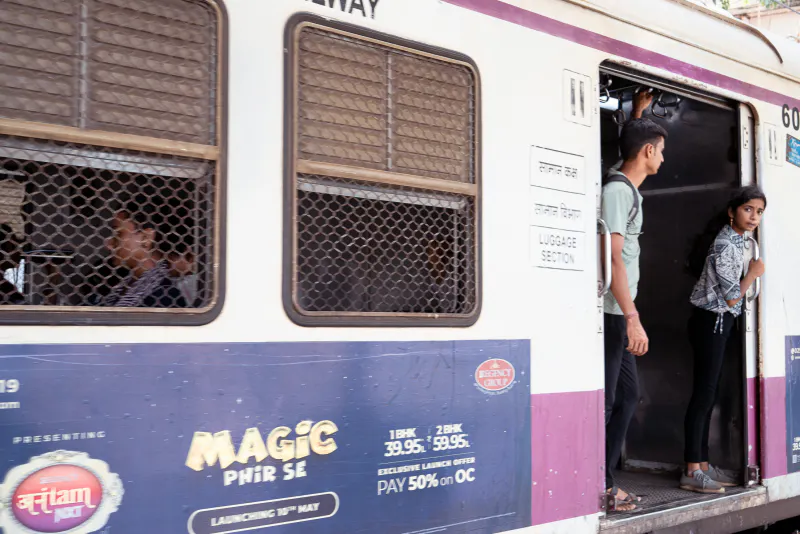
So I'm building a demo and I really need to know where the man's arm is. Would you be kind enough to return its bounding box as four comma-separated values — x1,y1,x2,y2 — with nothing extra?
631,90,653,120
609,234,636,315
608,235,649,357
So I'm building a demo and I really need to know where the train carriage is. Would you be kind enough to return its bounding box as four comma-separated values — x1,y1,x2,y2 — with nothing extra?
1,0,800,533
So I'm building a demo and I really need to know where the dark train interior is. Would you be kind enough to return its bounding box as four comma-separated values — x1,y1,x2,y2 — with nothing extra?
598,65,750,517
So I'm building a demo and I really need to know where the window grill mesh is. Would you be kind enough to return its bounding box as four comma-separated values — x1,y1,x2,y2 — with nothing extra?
291,25,479,321
0,0,220,318
295,175,477,316
0,135,216,309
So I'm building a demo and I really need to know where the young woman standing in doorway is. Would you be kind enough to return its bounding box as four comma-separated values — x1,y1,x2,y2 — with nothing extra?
682,186,767,494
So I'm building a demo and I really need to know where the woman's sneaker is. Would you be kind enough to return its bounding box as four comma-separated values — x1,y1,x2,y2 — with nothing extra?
680,469,725,494
704,465,737,487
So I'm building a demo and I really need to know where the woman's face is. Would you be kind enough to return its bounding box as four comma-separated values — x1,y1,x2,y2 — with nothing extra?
731,198,765,233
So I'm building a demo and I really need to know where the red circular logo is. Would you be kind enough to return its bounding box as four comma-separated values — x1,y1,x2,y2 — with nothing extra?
475,359,515,392
12,464,103,532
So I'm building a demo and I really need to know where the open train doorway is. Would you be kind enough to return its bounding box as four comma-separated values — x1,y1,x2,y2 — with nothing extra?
596,63,762,521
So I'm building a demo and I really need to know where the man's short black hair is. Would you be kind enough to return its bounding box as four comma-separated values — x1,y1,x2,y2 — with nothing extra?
620,118,668,161
115,195,195,255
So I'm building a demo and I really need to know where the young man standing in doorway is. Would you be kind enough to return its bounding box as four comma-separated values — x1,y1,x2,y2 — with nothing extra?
603,115,668,511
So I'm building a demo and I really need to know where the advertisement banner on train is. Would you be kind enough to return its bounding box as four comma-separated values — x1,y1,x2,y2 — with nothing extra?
787,336,800,473
0,340,531,533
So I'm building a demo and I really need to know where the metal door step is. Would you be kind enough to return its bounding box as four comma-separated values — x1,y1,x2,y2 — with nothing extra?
600,470,766,534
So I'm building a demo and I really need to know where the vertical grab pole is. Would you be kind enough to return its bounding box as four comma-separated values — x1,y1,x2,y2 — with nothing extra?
598,219,612,297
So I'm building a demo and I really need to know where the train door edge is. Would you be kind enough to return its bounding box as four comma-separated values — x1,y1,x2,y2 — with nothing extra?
739,103,763,487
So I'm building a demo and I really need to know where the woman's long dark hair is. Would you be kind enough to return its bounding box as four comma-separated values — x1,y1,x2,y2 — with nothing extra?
686,185,767,279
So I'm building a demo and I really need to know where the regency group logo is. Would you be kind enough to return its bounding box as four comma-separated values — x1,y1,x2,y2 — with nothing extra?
474,359,516,394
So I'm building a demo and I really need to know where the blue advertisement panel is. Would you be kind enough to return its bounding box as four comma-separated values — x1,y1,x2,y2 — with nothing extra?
786,336,800,473
0,340,531,534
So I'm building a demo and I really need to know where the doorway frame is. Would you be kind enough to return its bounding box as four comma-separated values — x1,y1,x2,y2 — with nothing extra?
595,61,765,516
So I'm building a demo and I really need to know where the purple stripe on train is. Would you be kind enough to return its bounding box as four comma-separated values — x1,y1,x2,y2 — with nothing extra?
531,378,787,526
441,0,800,109
748,377,759,466
762,376,787,478
746,376,786,478
531,390,604,526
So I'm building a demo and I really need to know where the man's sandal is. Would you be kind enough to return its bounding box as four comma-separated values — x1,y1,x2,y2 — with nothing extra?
606,487,638,512
622,491,642,503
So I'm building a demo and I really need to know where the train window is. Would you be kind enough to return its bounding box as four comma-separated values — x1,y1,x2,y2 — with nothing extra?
285,19,480,326
0,0,223,323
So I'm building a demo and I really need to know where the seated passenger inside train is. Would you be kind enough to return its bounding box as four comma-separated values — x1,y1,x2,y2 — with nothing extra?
96,202,190,308
0,223,25,305
423,238,459,315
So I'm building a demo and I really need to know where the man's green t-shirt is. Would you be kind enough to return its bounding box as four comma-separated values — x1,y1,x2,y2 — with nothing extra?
602,171,644,315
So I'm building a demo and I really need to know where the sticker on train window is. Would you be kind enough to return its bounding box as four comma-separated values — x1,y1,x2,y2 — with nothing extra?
788,135,800,169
